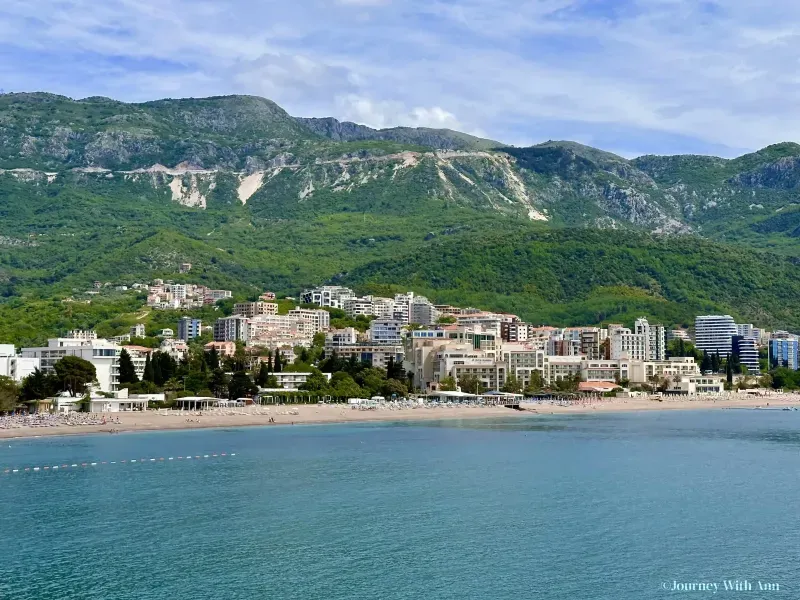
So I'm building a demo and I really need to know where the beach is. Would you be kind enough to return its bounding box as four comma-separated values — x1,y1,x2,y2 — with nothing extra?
3,393,800,440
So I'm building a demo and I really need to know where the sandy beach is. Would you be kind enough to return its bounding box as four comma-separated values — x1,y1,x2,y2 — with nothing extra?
3,393,800,440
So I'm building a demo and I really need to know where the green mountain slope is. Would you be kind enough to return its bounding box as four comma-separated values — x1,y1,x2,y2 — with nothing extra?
3,92,800,342
344,229,800,329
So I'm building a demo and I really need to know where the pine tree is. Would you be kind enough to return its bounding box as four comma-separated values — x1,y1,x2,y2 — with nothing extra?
387,356,396,379
701,351,712,373
118,349,139,384
143,353,155,383
711,351,721,373
206,348,220,371
678,338,685,357
273,351,282,373
257,362,269,387
726,354,733,385
153,356,163,386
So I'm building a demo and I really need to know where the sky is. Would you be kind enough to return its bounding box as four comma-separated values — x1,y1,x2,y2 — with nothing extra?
0,0,797,157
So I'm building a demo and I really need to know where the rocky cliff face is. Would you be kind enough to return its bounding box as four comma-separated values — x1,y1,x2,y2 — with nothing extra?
5,93,800,236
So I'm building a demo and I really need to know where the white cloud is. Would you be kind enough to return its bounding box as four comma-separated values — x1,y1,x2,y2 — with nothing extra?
335,95,462,130
4,0,800,154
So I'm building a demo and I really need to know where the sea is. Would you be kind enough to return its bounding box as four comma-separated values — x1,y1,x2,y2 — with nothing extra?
1,410,798,599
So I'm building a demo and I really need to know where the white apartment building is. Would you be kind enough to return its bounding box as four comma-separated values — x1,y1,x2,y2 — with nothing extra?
288,308,331,334
67,330,97,341
410,298,439,326
213,316,249,342
301,286,355,309
330,344,404,370
667,329,691,342
258,371,332,391
668,375,725,395
634,317,666,361
205,289,233,301
160,339,189,362
546,334,582,357
325,328,359,348
234,302,278,318
610,327,647,360
736,323,755,339
130,324,146,338
0,344,40,382
247,315,312,348
695,315,737,356
22,337,120,392
501,321,530,343
393,292,415,324
455,313,508,337
368,319,403,345
370,297,396,319
500,344,545,388
404,328,500,390
171,284,187,300
343,297,376,318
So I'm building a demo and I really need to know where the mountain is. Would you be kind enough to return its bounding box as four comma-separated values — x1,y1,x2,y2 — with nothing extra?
4,91,800,342
295,116,502,151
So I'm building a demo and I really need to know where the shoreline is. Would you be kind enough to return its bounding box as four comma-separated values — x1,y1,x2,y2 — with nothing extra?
3,395,800,441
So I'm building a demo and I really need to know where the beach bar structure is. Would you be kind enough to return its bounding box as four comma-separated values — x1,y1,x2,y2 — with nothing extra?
423,390,483,404
175,397,218,410
482,391,524,407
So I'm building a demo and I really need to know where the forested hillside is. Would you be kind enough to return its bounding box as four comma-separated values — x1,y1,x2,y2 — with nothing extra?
4,92,800,342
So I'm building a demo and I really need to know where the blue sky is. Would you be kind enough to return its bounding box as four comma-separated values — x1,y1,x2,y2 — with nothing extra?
0,0,797,157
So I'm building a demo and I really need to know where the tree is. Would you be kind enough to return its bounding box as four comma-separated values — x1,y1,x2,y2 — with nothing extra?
228,371,257,400
458,374,482,394
143,353,155,383
297,347,310,364
184,371,209,394
20,368,58,402
712,351,721,373
163,378,183,394
439,376,457,391
382,378,408,398
726,354,733,385
153,351,176,385
730,352,742,375
330,372,362,398
0,376,19,412
321,350,343,373
759,373,773,389
436,315,457,324
299,370,329,392
152,356,163,386
501,373,522,394
257,362,270,387
357,368,387,396
53,356,97,397
524,371,545,394
206,347,220,371
210,369,230,398
265,374,279,388
118,349,139,385
273,351,283,373
701,351,712,373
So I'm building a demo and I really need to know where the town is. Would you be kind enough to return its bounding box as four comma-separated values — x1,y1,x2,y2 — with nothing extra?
0,281,795,416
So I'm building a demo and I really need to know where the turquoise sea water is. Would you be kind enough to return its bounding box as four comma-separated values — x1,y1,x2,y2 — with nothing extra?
2,410,798,599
